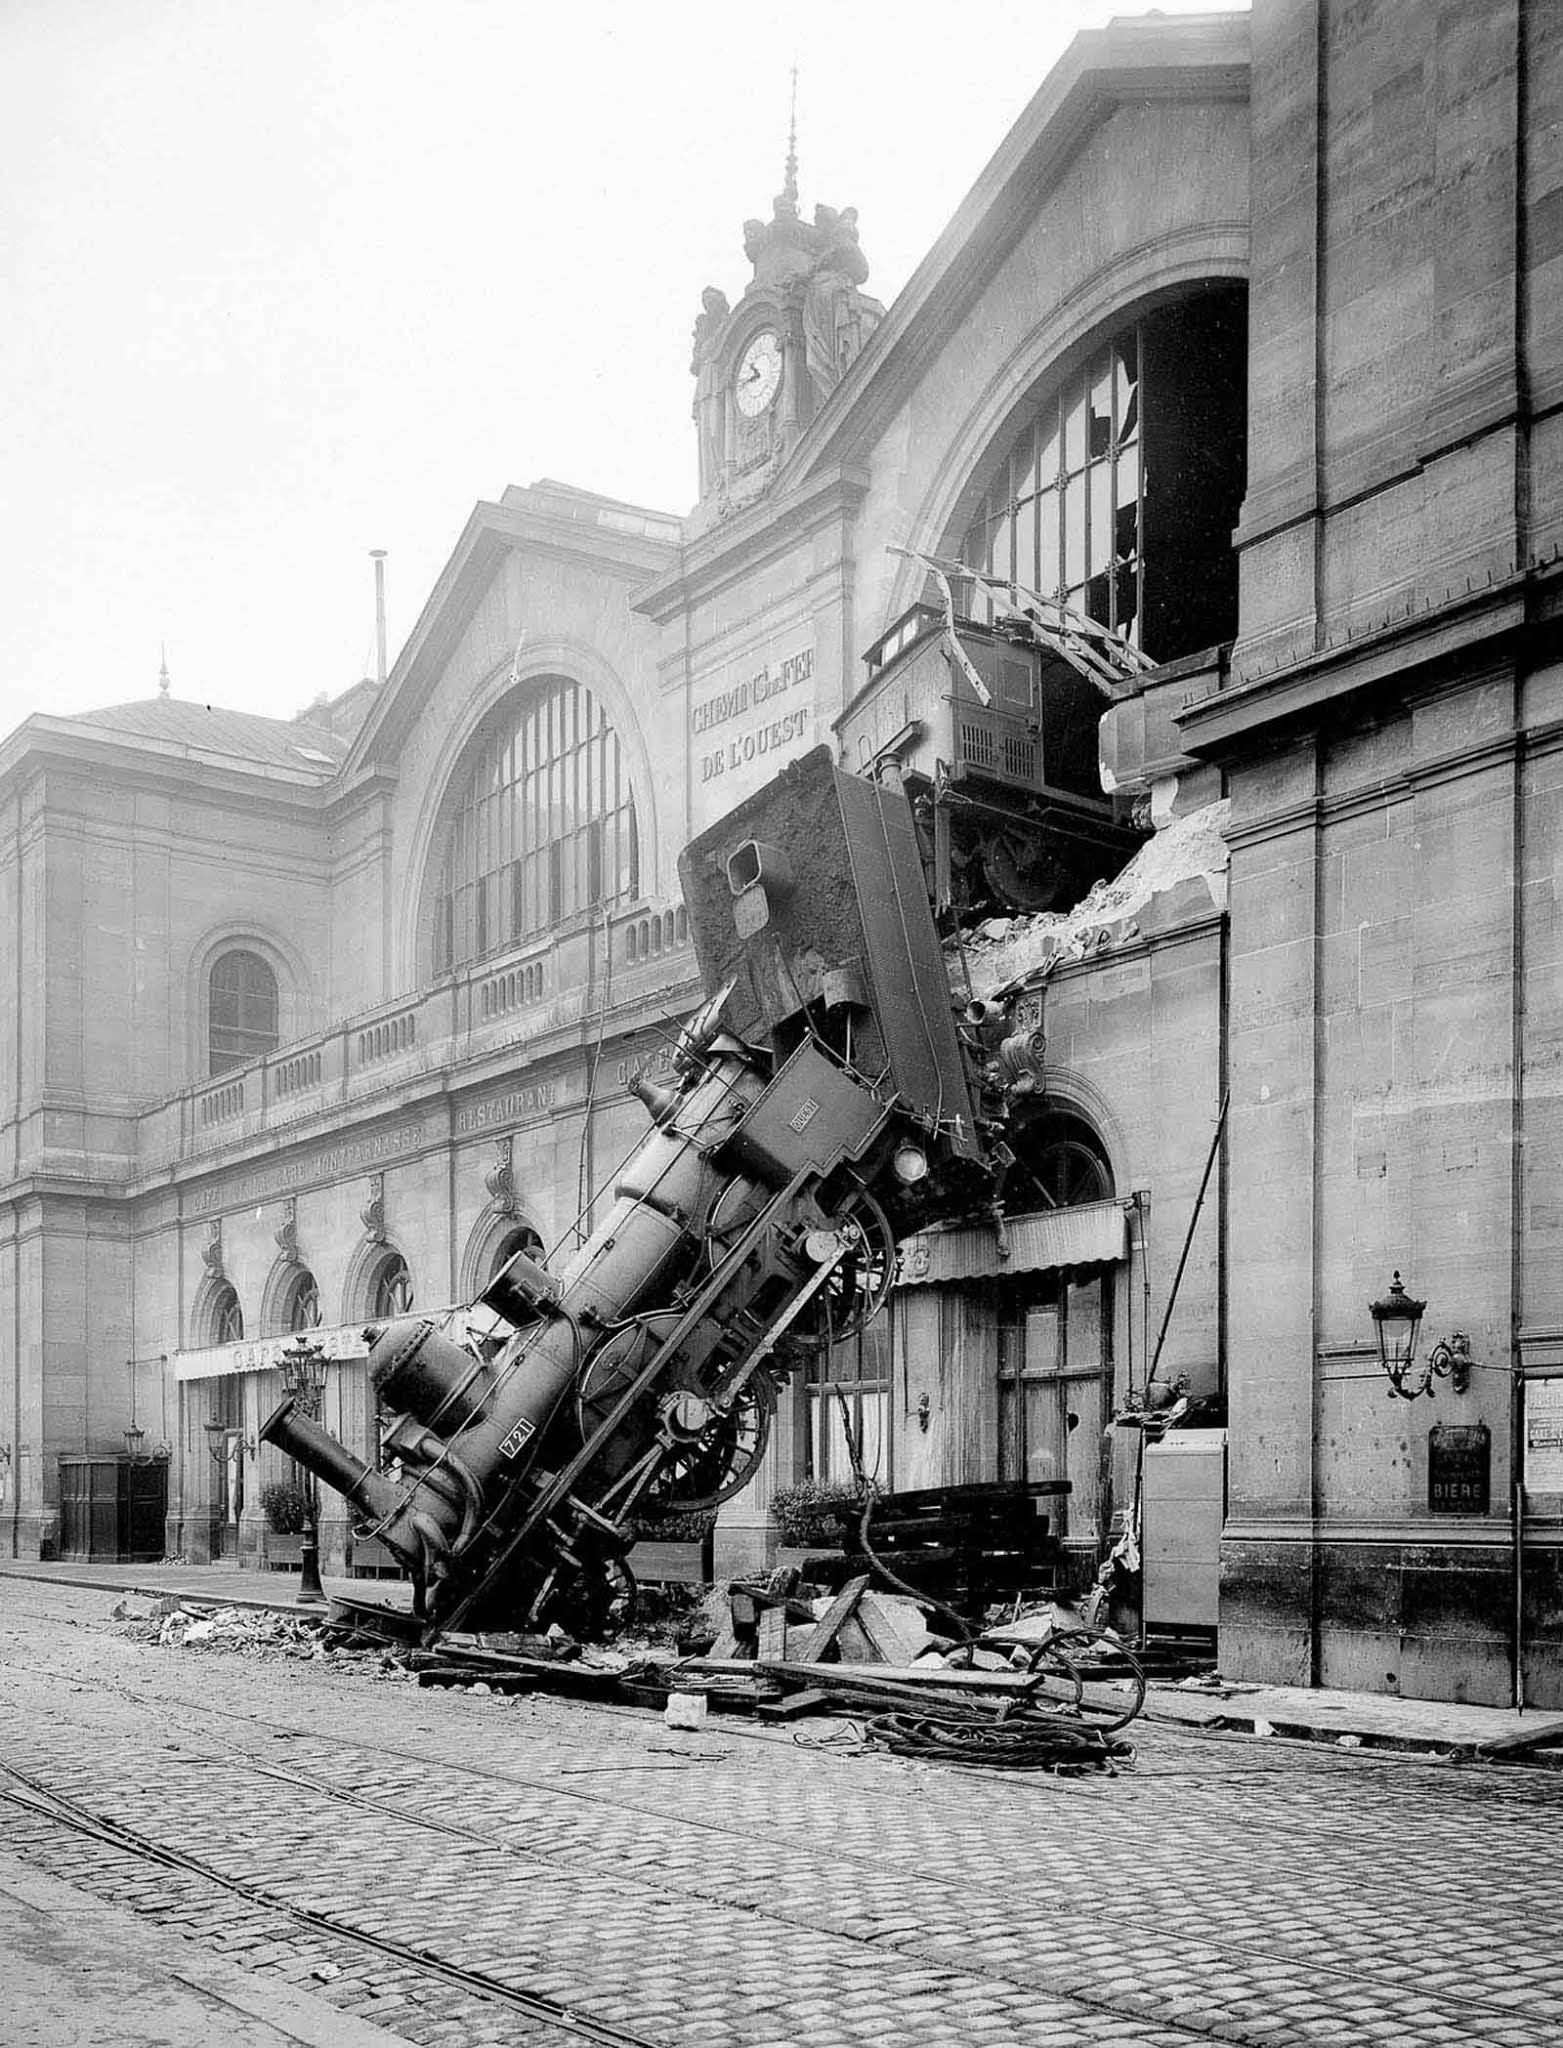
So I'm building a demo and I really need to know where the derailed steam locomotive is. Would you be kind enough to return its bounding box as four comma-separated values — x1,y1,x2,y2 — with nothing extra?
262,747,1004,1639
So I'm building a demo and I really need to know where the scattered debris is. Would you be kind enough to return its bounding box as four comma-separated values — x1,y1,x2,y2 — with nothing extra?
663,1692,708,1730
669,1575,1145,1768
108,1579,1143,1770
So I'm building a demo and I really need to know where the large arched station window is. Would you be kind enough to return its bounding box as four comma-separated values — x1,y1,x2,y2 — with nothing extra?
957,286,1246,661
432,678,639,974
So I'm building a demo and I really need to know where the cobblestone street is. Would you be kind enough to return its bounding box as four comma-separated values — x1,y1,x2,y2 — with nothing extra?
2,1576,1559,2048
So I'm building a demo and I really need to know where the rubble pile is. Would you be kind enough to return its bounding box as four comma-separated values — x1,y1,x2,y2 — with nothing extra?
110,1595,402,1670
102,1576,1147,1771
663,1573,1146,1770
957,797,1232,999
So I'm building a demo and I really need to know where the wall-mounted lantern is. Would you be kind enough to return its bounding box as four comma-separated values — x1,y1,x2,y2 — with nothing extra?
1369,1272,1473,1401
205,1415,256,1461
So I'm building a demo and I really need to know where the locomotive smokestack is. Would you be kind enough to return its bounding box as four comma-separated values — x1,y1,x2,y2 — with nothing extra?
628,1070,680,1124
370,549,388,686
260,1392,403,1530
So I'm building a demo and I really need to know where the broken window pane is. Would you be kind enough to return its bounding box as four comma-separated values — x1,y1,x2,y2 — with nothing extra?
1115,331,1139,442
1113,557,1140,640
1089,351,1114,460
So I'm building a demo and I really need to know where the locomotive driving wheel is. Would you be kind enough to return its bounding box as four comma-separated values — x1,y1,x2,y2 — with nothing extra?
703,1176,773,1272
795,1190,898,1352
646,1375,774,1511
575,1314,776,1511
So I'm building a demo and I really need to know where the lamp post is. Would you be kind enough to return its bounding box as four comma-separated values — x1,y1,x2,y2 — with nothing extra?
1369,1271,1473,1401
278,1337,330,1605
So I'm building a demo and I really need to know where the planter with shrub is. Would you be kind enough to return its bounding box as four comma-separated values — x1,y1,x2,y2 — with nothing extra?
626,1506,715,1586
260,1480,309,1569
770,1479,874,1553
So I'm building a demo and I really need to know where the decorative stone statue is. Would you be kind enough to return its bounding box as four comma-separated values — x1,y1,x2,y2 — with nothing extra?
803,203,875,405
690,285,730,498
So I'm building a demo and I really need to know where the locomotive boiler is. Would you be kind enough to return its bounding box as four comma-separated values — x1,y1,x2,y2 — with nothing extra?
262,747,1000,1640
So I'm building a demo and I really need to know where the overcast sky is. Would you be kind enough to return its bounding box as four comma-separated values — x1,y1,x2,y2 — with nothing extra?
1,0,1242,732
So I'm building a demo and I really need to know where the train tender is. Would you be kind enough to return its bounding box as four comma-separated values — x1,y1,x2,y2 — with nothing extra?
262,747,1003,1639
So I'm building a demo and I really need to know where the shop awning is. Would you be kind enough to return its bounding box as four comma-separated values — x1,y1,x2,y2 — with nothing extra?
897,1198,1127,1288
173,1320,371,1383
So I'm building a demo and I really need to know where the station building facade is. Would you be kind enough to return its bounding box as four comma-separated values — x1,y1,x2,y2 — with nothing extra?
3,0,1562,1706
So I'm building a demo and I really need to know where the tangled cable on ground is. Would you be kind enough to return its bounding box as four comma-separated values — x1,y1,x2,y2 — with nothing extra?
861,1630,1147,1773
862,1703,1133,1773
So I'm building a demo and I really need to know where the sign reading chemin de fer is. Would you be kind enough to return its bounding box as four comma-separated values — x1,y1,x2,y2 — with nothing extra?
693,644,814,787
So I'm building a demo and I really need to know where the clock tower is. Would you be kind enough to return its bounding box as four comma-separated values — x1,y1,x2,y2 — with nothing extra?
689,104,882,527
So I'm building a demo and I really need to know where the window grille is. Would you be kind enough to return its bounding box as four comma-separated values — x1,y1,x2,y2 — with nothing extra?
209,951,279,1076
433,678,639,972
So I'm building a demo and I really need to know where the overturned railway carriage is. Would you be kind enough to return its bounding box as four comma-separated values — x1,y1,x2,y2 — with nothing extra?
265,749,997,1638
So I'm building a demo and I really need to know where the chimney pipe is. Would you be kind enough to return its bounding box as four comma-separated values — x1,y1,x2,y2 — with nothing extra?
370,549,388,685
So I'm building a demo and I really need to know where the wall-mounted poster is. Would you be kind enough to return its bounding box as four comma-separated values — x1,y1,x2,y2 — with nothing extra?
1525,1377,1563,1494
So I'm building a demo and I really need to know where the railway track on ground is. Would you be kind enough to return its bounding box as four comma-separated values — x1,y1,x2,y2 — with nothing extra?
1,1758,664,2048
3,1644,1562,2048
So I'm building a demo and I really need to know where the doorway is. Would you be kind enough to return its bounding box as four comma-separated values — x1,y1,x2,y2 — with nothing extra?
996,1269,1113,1558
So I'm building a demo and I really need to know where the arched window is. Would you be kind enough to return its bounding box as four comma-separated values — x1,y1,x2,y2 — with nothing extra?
210,1281,244,1346
209,950,279,1076
283,1269,322,1332
1003,1105,1113,1215
491,1224,545,1279
370,1252,414,1320
956,286,1246,662
431,678,639,974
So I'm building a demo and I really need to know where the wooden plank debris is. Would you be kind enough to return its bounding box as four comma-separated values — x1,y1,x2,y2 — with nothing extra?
756,1687,832,1721
796,1573,872,1664
689,1655,1045,1696
756,1604,788,1662
857,1591,935,1666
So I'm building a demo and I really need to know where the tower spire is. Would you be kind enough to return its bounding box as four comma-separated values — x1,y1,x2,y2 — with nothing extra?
781,65,799,212
158,644,171,699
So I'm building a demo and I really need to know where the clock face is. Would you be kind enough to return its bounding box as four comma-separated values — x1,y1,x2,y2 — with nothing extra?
736,330,783,417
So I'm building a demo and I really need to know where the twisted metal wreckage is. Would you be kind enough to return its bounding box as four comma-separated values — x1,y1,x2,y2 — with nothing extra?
266,582,1223,1753
266,743,998,1641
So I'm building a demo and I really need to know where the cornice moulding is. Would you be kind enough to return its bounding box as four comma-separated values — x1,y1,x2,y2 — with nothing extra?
634,466,871,622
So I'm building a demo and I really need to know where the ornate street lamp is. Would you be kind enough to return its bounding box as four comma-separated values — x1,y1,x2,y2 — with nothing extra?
278,1337,330,1604
1369,1271,1472,1401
